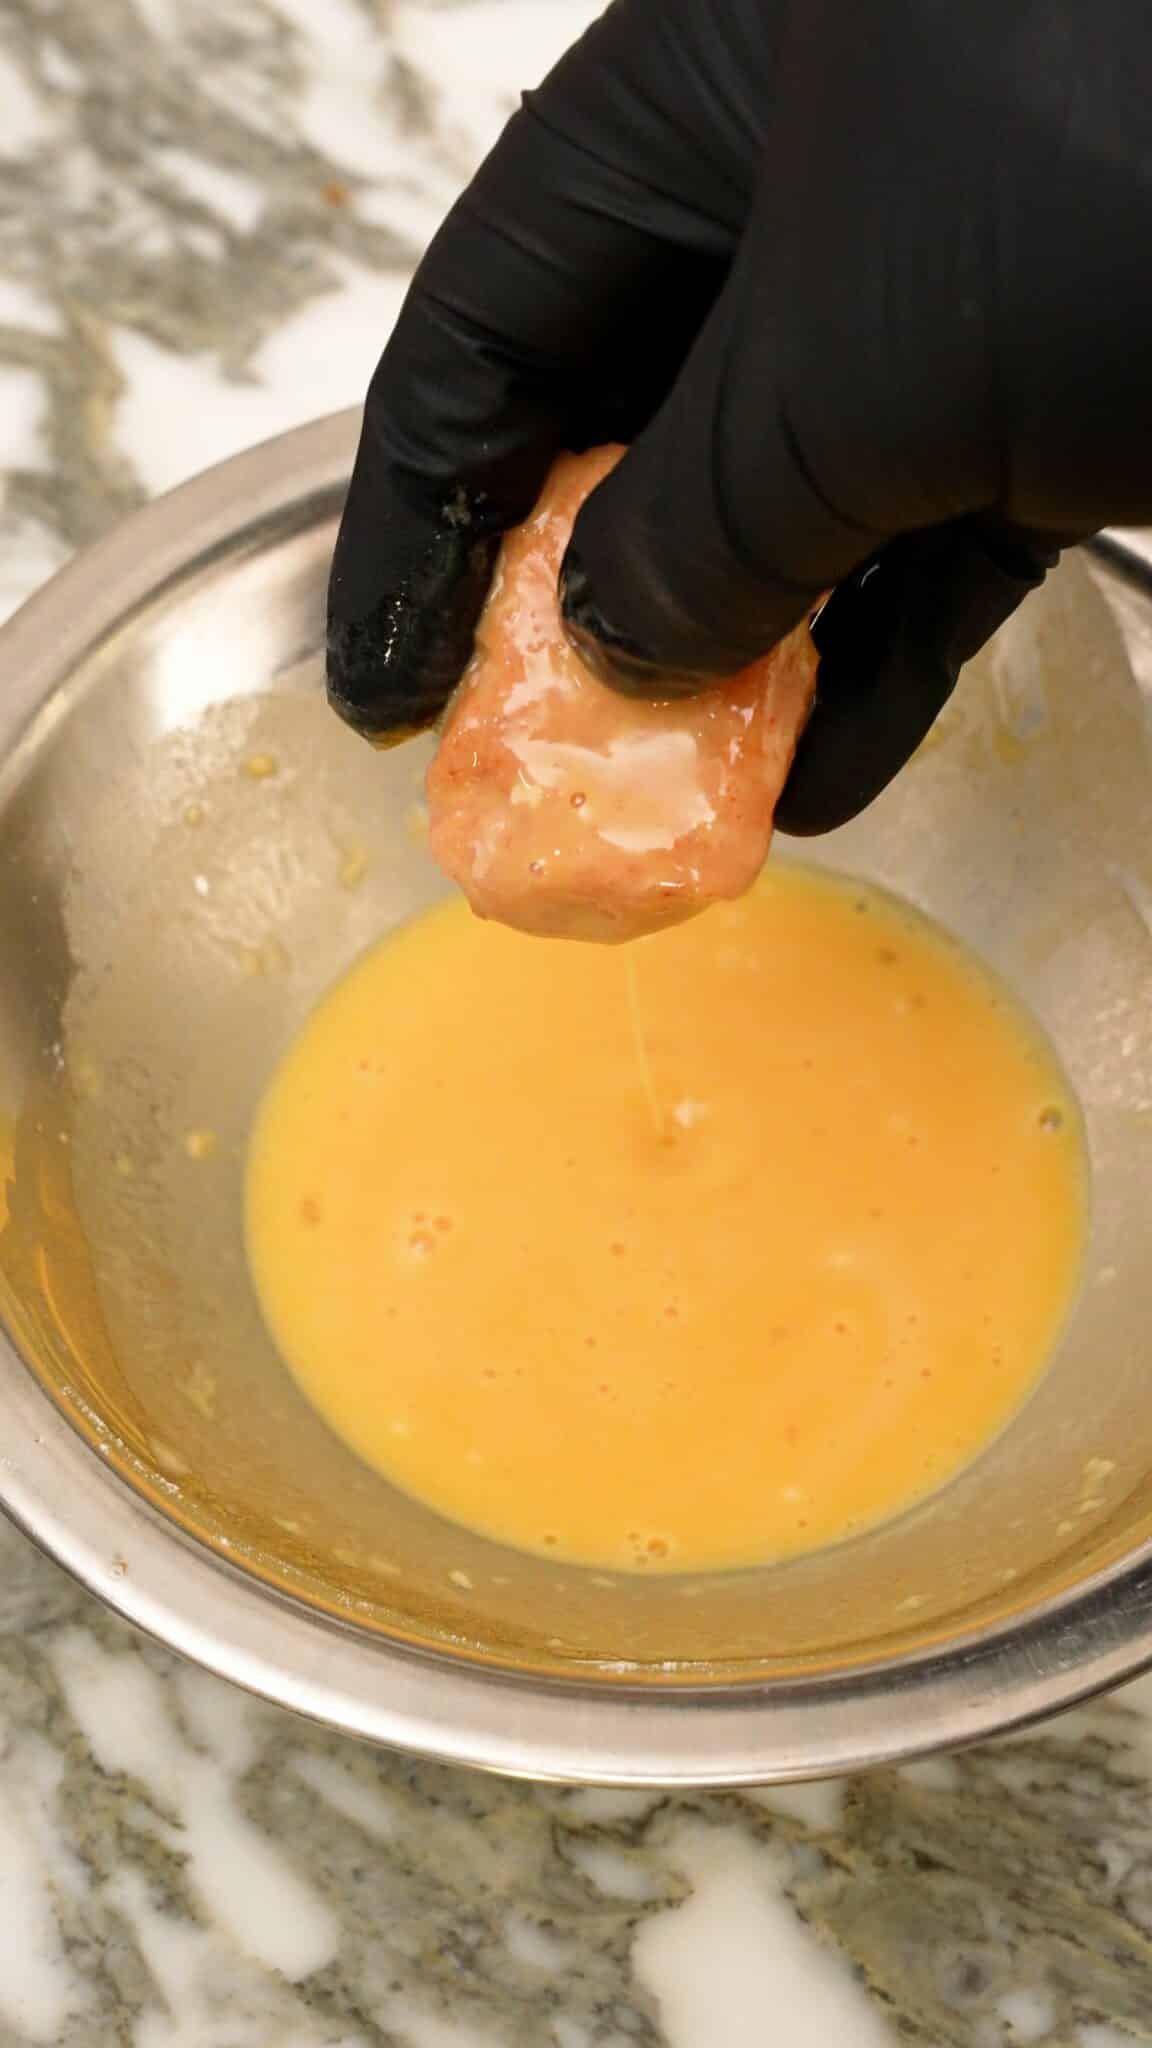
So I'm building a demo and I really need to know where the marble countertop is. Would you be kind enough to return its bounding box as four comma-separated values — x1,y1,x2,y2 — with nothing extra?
2,3,1152,2044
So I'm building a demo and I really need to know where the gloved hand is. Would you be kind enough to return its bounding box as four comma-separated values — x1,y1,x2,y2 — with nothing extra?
327,0,1152,833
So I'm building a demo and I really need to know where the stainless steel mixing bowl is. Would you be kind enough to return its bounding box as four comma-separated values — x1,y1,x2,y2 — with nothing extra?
0,410,1151,1785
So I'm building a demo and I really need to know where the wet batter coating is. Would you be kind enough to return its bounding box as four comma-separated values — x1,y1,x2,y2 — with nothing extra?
427,447,819,942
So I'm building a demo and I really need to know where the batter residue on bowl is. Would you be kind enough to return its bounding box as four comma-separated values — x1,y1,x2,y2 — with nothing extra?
245,864,1085,1574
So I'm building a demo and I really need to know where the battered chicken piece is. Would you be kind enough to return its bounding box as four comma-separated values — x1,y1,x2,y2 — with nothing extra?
426,447,819,942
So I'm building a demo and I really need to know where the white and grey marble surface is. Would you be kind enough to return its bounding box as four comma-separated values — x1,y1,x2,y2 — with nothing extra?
2,3,1152,2043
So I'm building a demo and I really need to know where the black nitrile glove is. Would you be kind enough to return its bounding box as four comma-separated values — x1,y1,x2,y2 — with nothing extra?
327,0,1152,833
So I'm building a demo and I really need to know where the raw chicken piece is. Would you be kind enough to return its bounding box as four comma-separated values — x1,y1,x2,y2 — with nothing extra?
426,446,819,943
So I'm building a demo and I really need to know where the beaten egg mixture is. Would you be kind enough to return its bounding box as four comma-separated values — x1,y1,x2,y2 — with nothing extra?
246,866,1084,1573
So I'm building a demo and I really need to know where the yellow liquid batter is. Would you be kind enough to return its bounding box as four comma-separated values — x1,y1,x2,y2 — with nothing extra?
246,867,1086,1574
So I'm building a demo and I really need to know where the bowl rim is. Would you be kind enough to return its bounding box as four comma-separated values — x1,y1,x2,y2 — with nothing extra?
2,407,1152,1785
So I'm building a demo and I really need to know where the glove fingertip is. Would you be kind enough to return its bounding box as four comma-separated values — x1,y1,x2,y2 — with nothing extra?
326,518,500,744
558,539,720,697
774,525,1057,836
